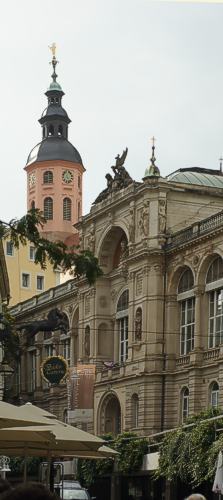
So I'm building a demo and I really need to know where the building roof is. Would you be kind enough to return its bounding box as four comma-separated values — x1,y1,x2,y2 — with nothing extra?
167,167,223,188
26,137,83,166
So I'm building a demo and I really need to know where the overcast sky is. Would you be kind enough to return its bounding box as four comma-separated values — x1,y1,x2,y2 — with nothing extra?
0,0,223,221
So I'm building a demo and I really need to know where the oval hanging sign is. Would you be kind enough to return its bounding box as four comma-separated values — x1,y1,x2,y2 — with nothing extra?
41,356,68,385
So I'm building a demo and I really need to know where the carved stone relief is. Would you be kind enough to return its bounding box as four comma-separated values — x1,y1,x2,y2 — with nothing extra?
158,199,166,234
139,201,149,237
100,255,109,267
135,308,142,341
99,296,107,308
85,294,91,315
128,207,135,243
135,272,143,296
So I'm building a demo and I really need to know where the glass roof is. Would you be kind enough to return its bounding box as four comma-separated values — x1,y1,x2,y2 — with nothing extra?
168,170,223,188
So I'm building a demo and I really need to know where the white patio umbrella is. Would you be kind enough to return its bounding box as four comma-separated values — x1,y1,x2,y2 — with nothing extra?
213,450,223,495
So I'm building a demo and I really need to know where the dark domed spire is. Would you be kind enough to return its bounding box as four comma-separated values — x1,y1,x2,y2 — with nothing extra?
26,44,82,166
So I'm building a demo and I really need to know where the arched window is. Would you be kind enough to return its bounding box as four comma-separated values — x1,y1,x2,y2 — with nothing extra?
178,269,194,294
58,125,63,136
43,171,53,184
206,257,223,348
63,198,72,221
178,269,195,356
78,202,81,221
132,394,139,428
116,290,129,363
31,200,35,210
63,409,68,423
44,197,53,220
210,382,219,408
48,124,54,136
181,387,189,422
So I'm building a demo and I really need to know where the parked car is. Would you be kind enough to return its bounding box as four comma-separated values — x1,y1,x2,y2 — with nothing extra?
55,480,96,500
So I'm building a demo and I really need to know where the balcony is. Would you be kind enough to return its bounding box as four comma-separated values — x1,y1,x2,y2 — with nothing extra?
176,355,190,367
203,347,220,361
166,209,223,250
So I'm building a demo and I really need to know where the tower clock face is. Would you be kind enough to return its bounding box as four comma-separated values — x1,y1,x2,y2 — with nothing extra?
62,170,73,183
29,173,36,187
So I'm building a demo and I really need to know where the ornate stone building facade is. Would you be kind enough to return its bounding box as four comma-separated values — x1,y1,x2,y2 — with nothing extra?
10,162,223,438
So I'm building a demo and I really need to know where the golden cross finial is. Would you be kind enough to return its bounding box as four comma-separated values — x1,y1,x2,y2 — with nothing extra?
49,42,56,58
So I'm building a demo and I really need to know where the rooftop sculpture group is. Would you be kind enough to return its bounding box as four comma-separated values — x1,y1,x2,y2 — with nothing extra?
94,148,133,204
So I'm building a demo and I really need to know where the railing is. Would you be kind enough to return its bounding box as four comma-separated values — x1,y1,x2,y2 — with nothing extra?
203,348,220,361
176,355,190,366
10,278,77,315
166,209,223,250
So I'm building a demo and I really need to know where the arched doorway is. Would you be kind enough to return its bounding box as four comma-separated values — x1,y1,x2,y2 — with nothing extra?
99,393,121,435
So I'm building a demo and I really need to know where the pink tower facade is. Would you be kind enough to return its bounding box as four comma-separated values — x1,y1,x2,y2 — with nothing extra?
24,52,84,243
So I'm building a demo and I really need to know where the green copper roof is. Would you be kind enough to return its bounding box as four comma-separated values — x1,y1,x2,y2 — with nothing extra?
48,80,62,91
168,170,223,188
144,164,160,178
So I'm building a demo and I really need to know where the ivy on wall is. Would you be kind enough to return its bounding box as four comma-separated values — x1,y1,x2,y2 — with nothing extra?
77,432,148,487
156,408,223,487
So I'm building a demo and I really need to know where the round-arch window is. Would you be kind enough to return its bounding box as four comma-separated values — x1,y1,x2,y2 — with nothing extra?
178,269,194,294
181,387,189,422
117,290,129,312
48,124,54,136
63,198,72,221
43,171,53,184
210,382,219,408
44,197,53,220
207,257,223,284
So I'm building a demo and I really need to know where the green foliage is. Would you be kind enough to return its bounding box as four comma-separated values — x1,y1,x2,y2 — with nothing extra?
156,408,223,487
0,209,103,285
77,432,148,488
0,305,21,361
9,456,43,476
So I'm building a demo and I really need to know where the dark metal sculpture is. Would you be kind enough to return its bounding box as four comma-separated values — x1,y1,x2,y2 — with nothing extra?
93,148,133,204
16,308,69,338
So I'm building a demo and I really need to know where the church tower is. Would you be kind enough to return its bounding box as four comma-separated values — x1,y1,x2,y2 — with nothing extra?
25,45,84,243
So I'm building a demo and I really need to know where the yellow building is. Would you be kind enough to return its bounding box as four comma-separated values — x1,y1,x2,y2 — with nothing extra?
4,237,60,306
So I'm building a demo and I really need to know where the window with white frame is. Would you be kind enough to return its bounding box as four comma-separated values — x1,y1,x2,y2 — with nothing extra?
29,351,36,392
29,246,36,261
6,241,14,256
116,290,129,363
37,275,44,291
22,273,30,288
132,394,139,428
181,387,189,422
178,269,195,356
210,381,219,408
207,258,223,348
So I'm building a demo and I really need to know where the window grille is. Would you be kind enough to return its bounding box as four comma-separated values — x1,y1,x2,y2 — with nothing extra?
44,197,53,220
63,198,71,221
43,171,53,184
